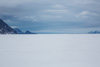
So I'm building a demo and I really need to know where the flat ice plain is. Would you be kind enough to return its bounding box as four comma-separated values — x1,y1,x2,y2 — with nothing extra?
0,34,100,67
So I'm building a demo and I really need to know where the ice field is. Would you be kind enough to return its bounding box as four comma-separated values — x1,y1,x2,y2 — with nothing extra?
0,34,100,67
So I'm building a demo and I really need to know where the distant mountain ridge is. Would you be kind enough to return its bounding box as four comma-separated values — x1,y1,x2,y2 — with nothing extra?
25,31,37,34
1,18,99,34
0,18,37,34
13,28,24,34
13,28,37,34
0,19,17,34
88,31,100,34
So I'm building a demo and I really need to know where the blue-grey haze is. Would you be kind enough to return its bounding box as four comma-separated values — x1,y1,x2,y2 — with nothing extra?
0,0,100,33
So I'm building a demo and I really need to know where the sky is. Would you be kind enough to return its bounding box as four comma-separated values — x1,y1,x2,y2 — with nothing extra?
0,0,100,34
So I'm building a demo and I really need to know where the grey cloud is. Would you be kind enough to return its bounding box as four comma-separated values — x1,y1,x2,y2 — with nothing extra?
0,0,100,33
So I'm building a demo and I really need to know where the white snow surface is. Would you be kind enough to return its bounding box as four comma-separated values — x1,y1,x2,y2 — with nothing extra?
0,34,100,67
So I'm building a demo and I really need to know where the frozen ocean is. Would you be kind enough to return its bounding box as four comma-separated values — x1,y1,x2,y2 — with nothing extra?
0,34,100,67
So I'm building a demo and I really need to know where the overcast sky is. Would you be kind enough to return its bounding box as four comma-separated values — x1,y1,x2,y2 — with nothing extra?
0,0,100,33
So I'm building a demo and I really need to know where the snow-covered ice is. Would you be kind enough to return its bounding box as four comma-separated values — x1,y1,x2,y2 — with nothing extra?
0,34,100,67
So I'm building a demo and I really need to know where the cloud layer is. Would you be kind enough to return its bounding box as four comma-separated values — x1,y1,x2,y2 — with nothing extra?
0,0,100,33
